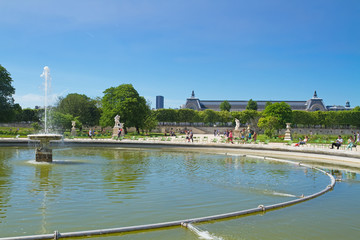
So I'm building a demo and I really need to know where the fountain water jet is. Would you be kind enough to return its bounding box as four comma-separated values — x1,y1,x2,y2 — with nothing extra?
28,66,62,162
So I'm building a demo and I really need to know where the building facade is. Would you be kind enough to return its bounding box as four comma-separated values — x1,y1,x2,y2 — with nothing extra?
184,91,352,111
156,95,164,109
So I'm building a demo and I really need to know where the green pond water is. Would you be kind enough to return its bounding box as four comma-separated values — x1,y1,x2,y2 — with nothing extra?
0,146,359,240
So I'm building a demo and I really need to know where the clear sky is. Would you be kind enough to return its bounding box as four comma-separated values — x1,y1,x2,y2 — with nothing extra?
1,0,359,109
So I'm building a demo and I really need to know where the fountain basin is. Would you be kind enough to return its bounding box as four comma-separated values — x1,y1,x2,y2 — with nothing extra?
28,134,63,162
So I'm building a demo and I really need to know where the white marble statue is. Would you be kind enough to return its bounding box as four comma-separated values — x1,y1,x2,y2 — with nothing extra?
235,118,240,130
71,121,76,129
114,115,121,127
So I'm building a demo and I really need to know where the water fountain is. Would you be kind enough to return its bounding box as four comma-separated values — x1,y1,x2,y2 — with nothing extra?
28,66,62,162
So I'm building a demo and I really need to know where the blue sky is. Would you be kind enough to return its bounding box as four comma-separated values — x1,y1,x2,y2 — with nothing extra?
1,0,359,109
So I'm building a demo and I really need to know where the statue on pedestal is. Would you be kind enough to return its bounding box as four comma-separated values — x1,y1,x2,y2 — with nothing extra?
112,114,123,138
71,121,77,136
233,118,241,138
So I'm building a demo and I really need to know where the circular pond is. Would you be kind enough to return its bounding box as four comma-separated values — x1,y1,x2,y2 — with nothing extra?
0,146,359,239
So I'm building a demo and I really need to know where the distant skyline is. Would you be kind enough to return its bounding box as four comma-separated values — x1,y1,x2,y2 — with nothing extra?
1,0,359,109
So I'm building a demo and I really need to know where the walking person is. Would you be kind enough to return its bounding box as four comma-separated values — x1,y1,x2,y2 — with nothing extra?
253,132,257,141
228,130,233,144
88,129,92,139
117,128,122,139
186,130,190,142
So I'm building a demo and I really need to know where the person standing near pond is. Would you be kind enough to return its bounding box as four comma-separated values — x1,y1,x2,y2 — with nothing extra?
346,136,355,150
117,128,122,139
331,135,343,149
228,130,233,144
88,129,92,139
189,130,194,142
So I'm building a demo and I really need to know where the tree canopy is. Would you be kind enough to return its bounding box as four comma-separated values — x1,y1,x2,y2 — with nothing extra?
246,99,258,110
100,84,150,133
0,65,16,122
259,102,292,134
57,93,100,126
219,100,231,111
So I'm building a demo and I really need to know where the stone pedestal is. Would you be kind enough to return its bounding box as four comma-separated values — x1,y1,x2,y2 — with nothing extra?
233,130,241,138
71,127,77,137
284,123,292,141
71,121,77,136
112,123,124,138
35,148,53,162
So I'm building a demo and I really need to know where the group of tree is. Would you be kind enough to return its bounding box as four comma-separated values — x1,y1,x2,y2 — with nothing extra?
2,64,360,137
100,84,150,133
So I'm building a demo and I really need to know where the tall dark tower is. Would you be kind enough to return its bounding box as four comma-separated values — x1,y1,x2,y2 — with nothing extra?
156,96,164,109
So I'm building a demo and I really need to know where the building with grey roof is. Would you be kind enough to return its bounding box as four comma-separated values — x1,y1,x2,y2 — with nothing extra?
184,91,352,111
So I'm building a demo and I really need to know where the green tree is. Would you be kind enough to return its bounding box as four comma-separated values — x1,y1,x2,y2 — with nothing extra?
100,84,150,133
0,65,16,122
51,112,75,131
11,104,22,122
219,110,231,124
242,110,261,126
265,101,272,109
258,116,279,138
155,109,177,122
219,100,231,111
143,113,158,134
20,108,40,122
246,99,258,110
200,109,220,125
262,102,292,130
177,109,196,124
57,93,100,126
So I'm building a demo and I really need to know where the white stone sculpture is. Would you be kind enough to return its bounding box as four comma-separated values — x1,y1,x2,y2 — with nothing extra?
114,115,120,127
235,118,240,130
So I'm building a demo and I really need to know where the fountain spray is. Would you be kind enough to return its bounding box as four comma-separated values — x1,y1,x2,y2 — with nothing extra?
28,66,62,162
40,66,51,133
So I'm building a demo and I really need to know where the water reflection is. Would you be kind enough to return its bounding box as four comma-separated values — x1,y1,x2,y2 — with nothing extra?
0,147,359,239
99,149,149,201
0,148,14,223
330,169,358,182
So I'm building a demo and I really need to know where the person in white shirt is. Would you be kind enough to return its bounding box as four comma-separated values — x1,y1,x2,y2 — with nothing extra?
331,135,343,149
